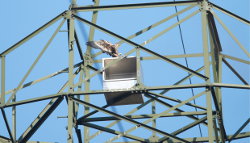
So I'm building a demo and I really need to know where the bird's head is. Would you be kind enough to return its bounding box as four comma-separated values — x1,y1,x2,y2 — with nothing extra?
114,44,120,49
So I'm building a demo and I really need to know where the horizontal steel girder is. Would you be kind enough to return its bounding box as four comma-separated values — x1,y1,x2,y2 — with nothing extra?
113,132,250,143
71,1,200,12
78,111,207,122
1,83,249,108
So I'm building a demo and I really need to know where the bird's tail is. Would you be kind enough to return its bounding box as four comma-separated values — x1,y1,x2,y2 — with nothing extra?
86,41,93,46
86,41,99,49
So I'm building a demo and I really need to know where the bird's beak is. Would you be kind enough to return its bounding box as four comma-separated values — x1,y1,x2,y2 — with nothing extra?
114,44,119,49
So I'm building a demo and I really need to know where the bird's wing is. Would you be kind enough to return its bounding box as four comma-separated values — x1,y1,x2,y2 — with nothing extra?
97,40,112,52
86,40,110,53
86,40,119,57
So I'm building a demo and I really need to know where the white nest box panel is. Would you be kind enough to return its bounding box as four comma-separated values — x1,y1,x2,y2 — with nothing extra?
102,57,144,106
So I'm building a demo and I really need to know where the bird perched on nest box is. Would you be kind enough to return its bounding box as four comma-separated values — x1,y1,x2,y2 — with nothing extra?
86,40,119,57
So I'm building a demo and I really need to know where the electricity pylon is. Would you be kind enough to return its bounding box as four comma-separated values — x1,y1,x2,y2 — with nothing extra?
0,0,249,143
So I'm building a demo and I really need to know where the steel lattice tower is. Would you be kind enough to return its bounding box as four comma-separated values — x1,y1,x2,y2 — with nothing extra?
0,0,249,143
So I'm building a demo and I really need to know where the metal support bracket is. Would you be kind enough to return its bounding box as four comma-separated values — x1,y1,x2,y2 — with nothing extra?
83,54,94,66
199,0,212,11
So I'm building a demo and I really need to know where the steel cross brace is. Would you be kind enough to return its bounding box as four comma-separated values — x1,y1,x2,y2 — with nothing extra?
70,9,201,85
75,89,207,142
222,58,249,85
148,91,206,110
1,108,15,142
76,66,205,123
102,90,206,142
17,65,82,143
221,54,250,65
77,66,207,140
209,2,250,25
0,11,67,57
228,118,250,142
92,4,196,58
6,18,66,104
18,97,64,143
87,98,155,141
160,116,208,142
4,62,83,96
210,10,250,58
144,93,208,127
71,97,190,143
81,122,147,142
73,14,208,80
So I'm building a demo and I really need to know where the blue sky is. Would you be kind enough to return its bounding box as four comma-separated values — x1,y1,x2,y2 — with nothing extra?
0,0,249,143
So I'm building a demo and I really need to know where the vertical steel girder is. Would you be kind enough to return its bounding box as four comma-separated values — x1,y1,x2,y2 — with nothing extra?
207,11,222,76
201,1,216,142
83,1,100,142
1,56,5,105
210,87,227,142
71,1,84,140
207,9,227,142
75,70,84,143
67,12,75,143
